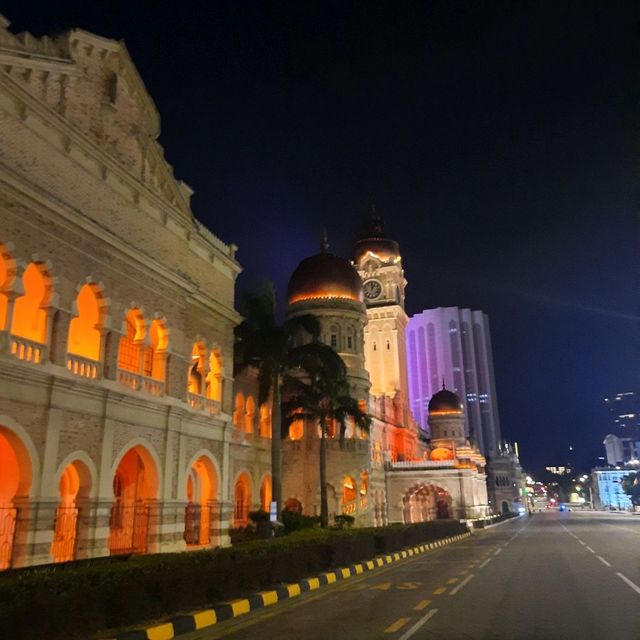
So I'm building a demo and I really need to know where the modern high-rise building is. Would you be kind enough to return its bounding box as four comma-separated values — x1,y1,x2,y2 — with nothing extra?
406,307,501,457
604,391,640,437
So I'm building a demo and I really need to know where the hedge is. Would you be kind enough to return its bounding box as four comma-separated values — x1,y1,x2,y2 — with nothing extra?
0,520,466,640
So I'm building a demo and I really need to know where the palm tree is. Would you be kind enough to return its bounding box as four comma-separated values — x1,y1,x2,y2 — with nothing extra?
282,342,371,527
234,282,320,516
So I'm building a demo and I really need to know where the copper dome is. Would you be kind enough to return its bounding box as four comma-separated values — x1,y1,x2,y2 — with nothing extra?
288,251,364,304
353,212,400,264
428,386,463,414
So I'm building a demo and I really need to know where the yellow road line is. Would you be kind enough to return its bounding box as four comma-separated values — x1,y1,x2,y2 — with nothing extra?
433,587,447,595
384,617,411,633
414,599,431,611
447,577,458,584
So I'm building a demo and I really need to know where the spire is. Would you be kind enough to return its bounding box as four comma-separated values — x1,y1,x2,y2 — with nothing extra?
442,377,446,390
320,228,329,253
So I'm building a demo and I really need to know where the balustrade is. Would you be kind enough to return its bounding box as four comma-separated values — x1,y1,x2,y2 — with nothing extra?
141,376,164,397
342,500,357,515
10,335,46,364
360,495,369,509
188,393,221,415
67,354,101,379
118,369,141,391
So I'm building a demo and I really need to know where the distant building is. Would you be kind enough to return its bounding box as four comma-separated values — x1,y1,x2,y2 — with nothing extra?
591,467,634,511
604,391,640,437
486,441,526,514
603,433,640,466
545,466,572,476
406,307,501,457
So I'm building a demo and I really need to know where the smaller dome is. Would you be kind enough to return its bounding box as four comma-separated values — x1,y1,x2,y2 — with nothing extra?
430,446,454,461
353,212,400,264
288,251,363,304
428,385,463,415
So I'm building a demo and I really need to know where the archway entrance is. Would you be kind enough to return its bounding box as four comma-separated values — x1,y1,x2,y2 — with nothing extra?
185,456,219,547
0,427,32,570
402,484,452,523
108,446,158,555
501,501,510,514
233,472,252,527
51,460,91,562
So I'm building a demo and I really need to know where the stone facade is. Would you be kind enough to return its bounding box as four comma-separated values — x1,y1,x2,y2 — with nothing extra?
0,18,270,569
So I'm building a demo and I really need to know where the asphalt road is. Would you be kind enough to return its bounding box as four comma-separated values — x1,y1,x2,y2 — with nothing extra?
184,512,640,640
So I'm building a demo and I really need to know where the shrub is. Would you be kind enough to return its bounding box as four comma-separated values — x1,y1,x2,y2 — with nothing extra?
0,520,466,640
281,509,321,533
332,514,355,529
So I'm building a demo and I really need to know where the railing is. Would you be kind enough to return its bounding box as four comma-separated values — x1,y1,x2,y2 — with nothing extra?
141,376,164,397
390,459,454,469
342,500,357,515
184,502,219,546
66,354,101,379
188,393,221,415
108,503,150,555
117,369,141,391
204,398,220,415
51,506,79,563
10,335,45,364
0,507,17,570
188,392,204,411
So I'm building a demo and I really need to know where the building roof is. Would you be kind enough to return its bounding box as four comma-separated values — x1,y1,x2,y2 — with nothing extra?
352,211,400,264
428,385,463,414
287,242,363,304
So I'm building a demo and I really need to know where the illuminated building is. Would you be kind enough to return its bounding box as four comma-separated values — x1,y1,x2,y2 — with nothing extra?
591,467,633,511
603,434,640,466
270,215,490,524
0,18,271,569
406,306,501,457
604,391,640,438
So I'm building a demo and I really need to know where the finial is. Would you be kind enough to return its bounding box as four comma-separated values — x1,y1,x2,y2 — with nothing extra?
442,377,446,390
320,228,329,253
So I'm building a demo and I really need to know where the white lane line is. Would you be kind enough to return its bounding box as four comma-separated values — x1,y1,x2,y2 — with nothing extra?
585,545,595,553
578,539,586,546
493,547,502,556
449,574,475,596
597,555,612,567
617,573,640,596
397,608,438,640
479,558,491,569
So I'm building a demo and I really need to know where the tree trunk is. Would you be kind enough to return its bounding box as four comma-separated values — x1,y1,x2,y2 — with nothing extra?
271,377,282,517
319,421,328,528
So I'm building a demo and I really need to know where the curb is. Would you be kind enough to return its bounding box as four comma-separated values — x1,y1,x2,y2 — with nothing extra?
111,532,471,640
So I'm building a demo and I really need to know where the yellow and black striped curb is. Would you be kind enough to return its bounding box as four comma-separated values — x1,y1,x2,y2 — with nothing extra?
113,532,471,640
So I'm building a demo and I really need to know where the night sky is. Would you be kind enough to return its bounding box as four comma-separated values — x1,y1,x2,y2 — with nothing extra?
4,2,638,474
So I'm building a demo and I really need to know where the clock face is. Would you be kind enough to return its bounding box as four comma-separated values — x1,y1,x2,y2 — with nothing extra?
363,279,382,300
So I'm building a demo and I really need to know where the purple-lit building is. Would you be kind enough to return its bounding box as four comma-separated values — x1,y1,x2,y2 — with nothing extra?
406,307,501,458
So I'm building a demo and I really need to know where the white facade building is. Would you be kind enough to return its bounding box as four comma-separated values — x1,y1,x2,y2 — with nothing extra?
591,468,633,511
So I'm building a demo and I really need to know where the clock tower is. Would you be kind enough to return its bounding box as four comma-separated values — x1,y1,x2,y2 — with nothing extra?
353,212,409,398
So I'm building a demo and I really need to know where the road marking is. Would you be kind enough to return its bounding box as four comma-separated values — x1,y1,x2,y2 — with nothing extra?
397,608,438,640
449,574,474,596
493,547,502,556
414,599,431,611
384,617,410,633
433,587,447,595
459,569,469,574
597,555,612,567
447,577,458,584
479,558,491,569
617,573,640,596
585,545,595,553
371,582,393,591
578,539,586,546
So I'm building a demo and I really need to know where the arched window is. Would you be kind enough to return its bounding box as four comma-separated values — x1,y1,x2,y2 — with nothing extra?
259,403,271,438
245,396,255,434
206,350,222,401
342,476,357,507
144,319,168,381
260,475,272,512
185,456,218,547
10,262,52,360
188,342,206,395
67,284,104,365
0,243,16,331
118,309,145,374
289,410,304,440
360,471,369,496
233,473,252,527
233,393,245,431
329,324,339,349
